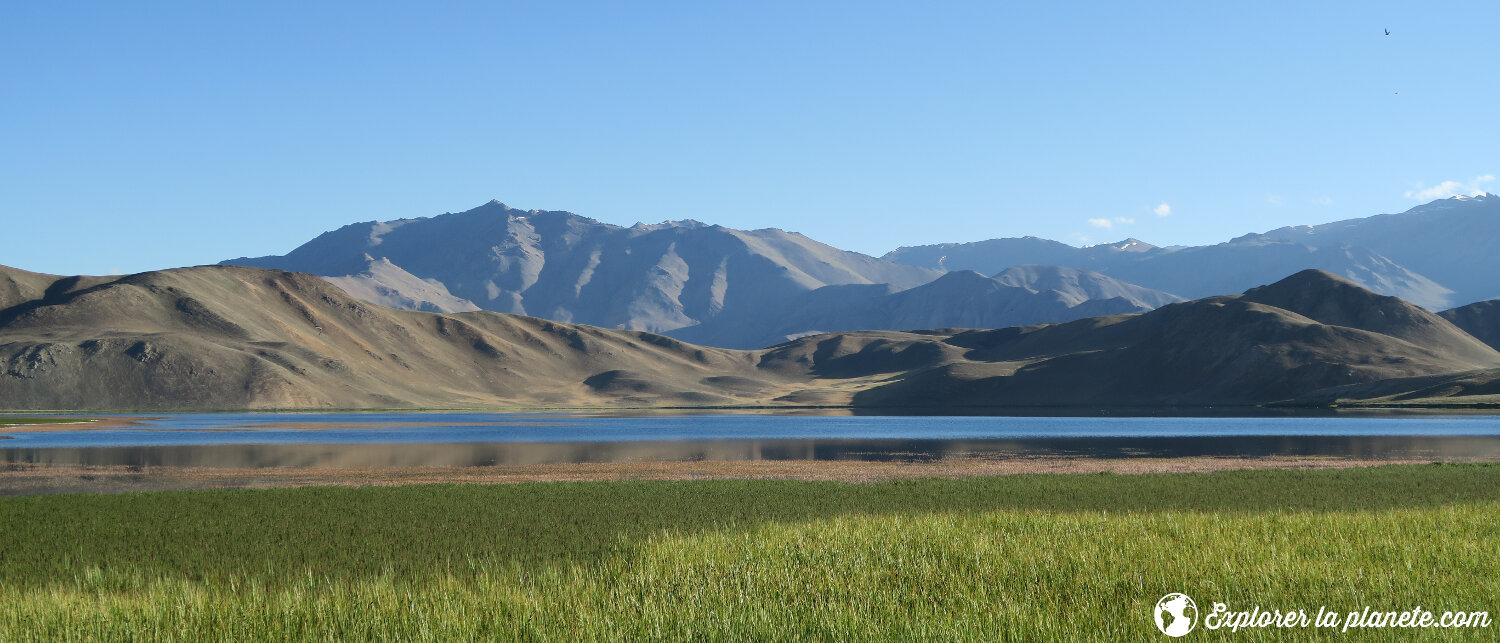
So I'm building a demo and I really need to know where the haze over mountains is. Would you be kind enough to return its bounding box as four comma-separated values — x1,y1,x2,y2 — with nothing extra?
671,265,1182,349
227,201,941,342
221,195,1498,348
5,263,1500,409
885,194,1500,311
226,201,1185,349
1249,194,1500,305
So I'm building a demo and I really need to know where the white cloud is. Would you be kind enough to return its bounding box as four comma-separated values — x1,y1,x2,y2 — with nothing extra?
1405,174,1495,200
1408,181,1466,200
1266,195,1283,207
1312,196,1333,206
1088,216,1137,229
1153,203,1171,217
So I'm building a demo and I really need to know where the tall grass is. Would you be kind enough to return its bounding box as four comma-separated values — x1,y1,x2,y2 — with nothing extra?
2,464,1497,640
0,417,87,427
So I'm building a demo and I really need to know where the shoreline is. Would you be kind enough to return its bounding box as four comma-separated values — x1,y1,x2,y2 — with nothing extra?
4,405,1500,434
5,455,1497,497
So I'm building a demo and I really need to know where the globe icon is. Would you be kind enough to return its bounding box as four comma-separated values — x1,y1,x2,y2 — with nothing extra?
1154,593,1198,637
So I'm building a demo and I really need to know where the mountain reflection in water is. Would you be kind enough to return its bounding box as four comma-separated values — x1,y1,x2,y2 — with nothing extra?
5,412,1500,468
6,435,1500,469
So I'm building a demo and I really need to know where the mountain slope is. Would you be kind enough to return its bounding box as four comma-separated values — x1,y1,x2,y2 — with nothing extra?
793,270,1500,407
222,202,1202,348
5,265,1497,410
667,266,1180,349
1254,194,1500,305
991,264,1181,308
321,256,481,314
1,265,61,311
0,264,788,409
1105,240,1452,309
883,234,1451,309
1439,299,1500,352
224,201,941,334
1,265,115,312
882,237,1157,275
881,197,1500,310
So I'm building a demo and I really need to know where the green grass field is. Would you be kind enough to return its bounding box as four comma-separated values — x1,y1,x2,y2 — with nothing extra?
2,465,1497,640
0,416,90,427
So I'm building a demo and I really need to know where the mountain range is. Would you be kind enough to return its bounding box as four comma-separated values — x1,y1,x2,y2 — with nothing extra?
222,201,1185,349
670,264,1181,348
226,200,941,335
223,195,1498,348
4,263,1500,410
1249,194,1500,305
885,194,1500,310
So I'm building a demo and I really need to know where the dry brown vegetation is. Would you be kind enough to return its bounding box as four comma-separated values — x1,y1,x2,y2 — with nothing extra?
7,454,1495,496
5,263,1500,410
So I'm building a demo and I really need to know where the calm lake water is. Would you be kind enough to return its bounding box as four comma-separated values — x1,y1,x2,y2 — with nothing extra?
5,411,1500,467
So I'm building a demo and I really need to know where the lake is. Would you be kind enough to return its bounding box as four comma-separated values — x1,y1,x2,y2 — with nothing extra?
5,410,1500,468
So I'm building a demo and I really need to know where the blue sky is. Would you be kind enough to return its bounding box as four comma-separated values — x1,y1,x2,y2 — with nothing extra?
3,1,1496,275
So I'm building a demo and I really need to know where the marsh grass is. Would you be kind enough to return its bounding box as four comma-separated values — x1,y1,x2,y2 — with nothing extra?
2,464,1497,640
0,417,88,427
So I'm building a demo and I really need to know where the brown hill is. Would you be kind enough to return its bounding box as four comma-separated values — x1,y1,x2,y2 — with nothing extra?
0,266,116,312
4,265,1498,410
0,264,791,409
671,266,1180,349
1283,368,1500,407
1439,299,1500,352
830,270,1500,407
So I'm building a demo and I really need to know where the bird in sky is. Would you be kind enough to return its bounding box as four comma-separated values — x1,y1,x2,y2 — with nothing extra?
1385,28,1391,35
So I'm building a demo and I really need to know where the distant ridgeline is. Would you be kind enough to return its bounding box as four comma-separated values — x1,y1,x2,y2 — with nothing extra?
220,201,1181,349
221,195,1497,349
884,194,1500,312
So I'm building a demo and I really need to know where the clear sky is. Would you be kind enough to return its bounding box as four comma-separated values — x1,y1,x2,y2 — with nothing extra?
3,1,1496,276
